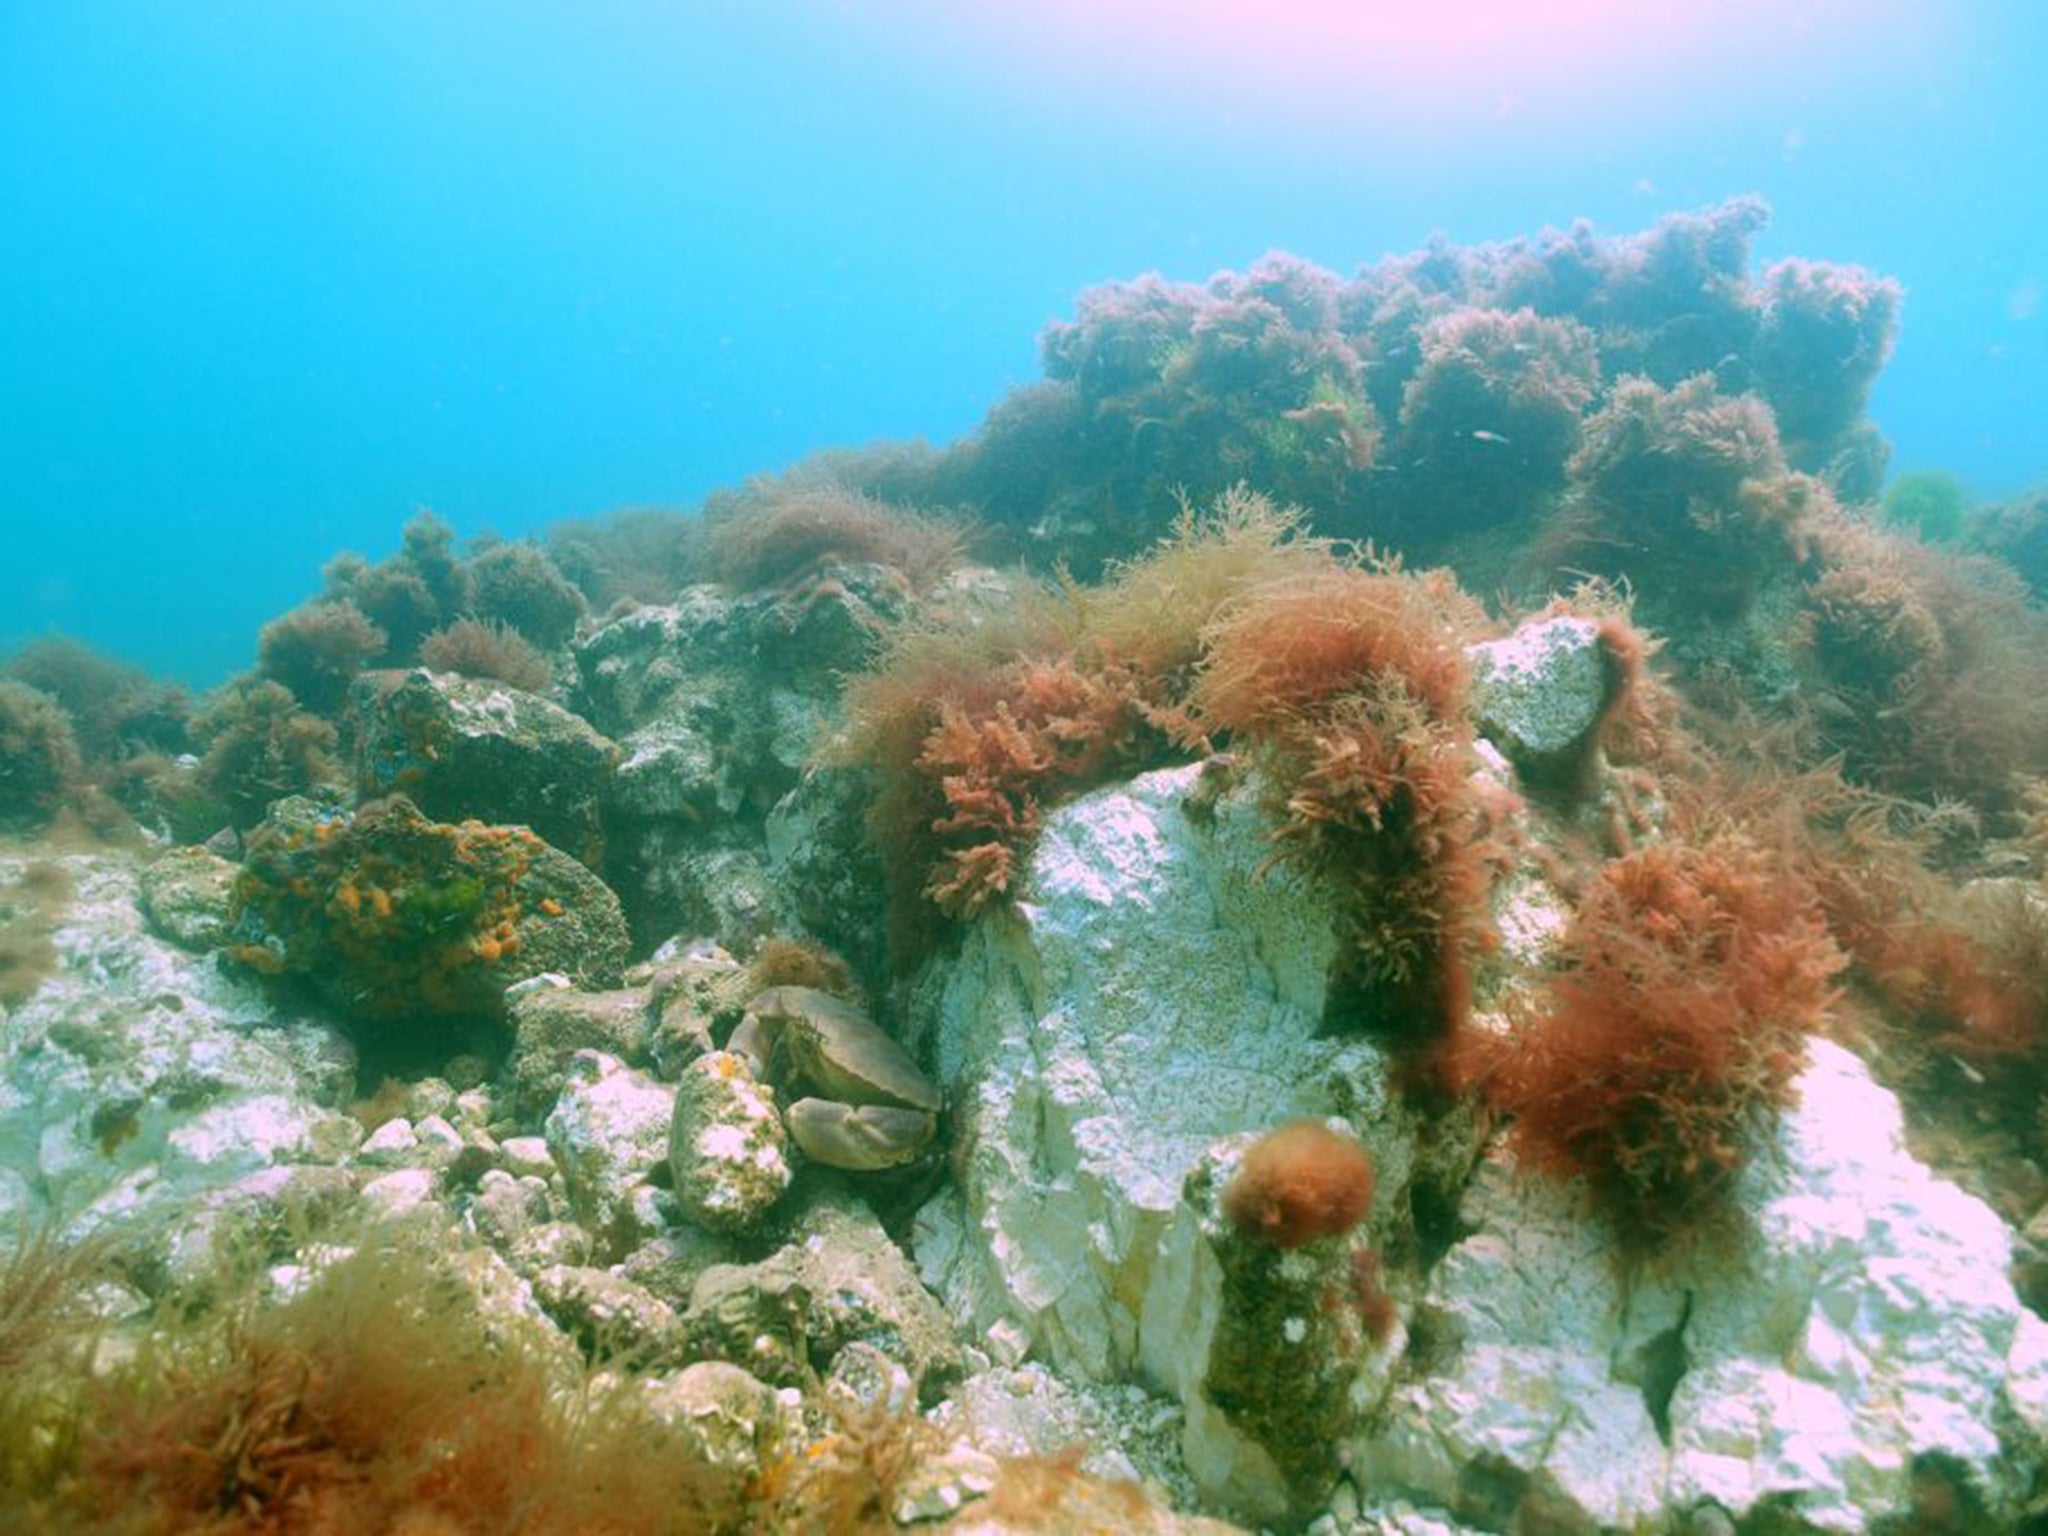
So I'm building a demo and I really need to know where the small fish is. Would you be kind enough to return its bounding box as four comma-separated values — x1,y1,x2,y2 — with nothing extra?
1470,429,1512,446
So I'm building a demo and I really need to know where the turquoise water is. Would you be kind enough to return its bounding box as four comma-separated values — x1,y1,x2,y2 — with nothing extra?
2,1,2043,683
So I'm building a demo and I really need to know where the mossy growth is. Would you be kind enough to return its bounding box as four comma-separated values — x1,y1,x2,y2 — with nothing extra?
229,794,548,1022
0,1221,746,1533
0,680,83,831
188,678,342,832
1879,469,1972,544
0,858,72,1008
418,617,553,692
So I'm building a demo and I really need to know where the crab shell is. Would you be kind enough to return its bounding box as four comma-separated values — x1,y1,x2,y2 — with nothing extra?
730,986,940,1171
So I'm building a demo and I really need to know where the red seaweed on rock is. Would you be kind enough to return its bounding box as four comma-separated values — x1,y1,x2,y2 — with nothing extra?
1460,830,1844,1247
1224,1120,1377,1250
1191,561,1493,1049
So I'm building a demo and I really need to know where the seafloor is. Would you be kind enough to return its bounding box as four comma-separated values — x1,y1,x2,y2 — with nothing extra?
4,200,2048,1534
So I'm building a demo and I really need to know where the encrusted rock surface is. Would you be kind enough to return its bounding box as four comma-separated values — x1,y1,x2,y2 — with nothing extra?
0,852,358,1250
685,1193,964,1397
542,1049,675,1252
505,980,654,1123
134,844,240,951
667,1049,792,1232
350,666,618,867
1466,613,1612,777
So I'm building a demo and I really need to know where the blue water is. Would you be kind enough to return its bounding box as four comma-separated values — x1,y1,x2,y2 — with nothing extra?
3,1,2044,684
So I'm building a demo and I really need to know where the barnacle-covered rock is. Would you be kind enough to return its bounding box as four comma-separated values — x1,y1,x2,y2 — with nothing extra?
350,667,617,868
681,1192,963,1396
1466,614,1613,784
542,1049,674,1254
228,794,627,1025
638,1360,788,1523
667,1049,792,1232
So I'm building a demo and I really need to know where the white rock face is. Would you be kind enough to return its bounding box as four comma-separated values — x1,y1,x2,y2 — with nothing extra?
914,765,1357,1381
0,853,357,1243
910,763,2045,1530
912,763,1440,1527
1359,1037,2042,1530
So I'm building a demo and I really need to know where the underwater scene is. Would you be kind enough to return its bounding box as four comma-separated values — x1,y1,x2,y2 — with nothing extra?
5,3,2048,1532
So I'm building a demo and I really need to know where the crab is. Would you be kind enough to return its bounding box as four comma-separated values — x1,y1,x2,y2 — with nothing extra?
726,985,941,1172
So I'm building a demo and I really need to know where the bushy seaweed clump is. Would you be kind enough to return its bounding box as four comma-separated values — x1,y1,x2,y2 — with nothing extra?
1966,486,2048,602
0,1225,743,1534
1796,514,2048,812
254,600,387,717
465,537,587,650
4,636,191,768
1385,306,1601,541
701,479,968,596
1465,830,1844,1247
1879,469,1973,544
0,859,72,1008
418,617,553,693
1555,373,1826,624
545,506,702,613
0,680,84,832
802,198,1894,583
188,678,341,831
1223,1120,1377,1250
1750,256,1902,472
320,511,469,663
313,511,588,669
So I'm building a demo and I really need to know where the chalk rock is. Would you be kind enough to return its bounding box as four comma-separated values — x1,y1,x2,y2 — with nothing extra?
0,852,356,1246
1355,1038,2044,1531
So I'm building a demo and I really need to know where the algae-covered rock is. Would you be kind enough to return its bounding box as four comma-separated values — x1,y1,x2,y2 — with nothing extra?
350,667,617,868
667,1049,792,1233
229,794,628,1025
532,1262,684,1362
136,845,240,951
505,981,654,1122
